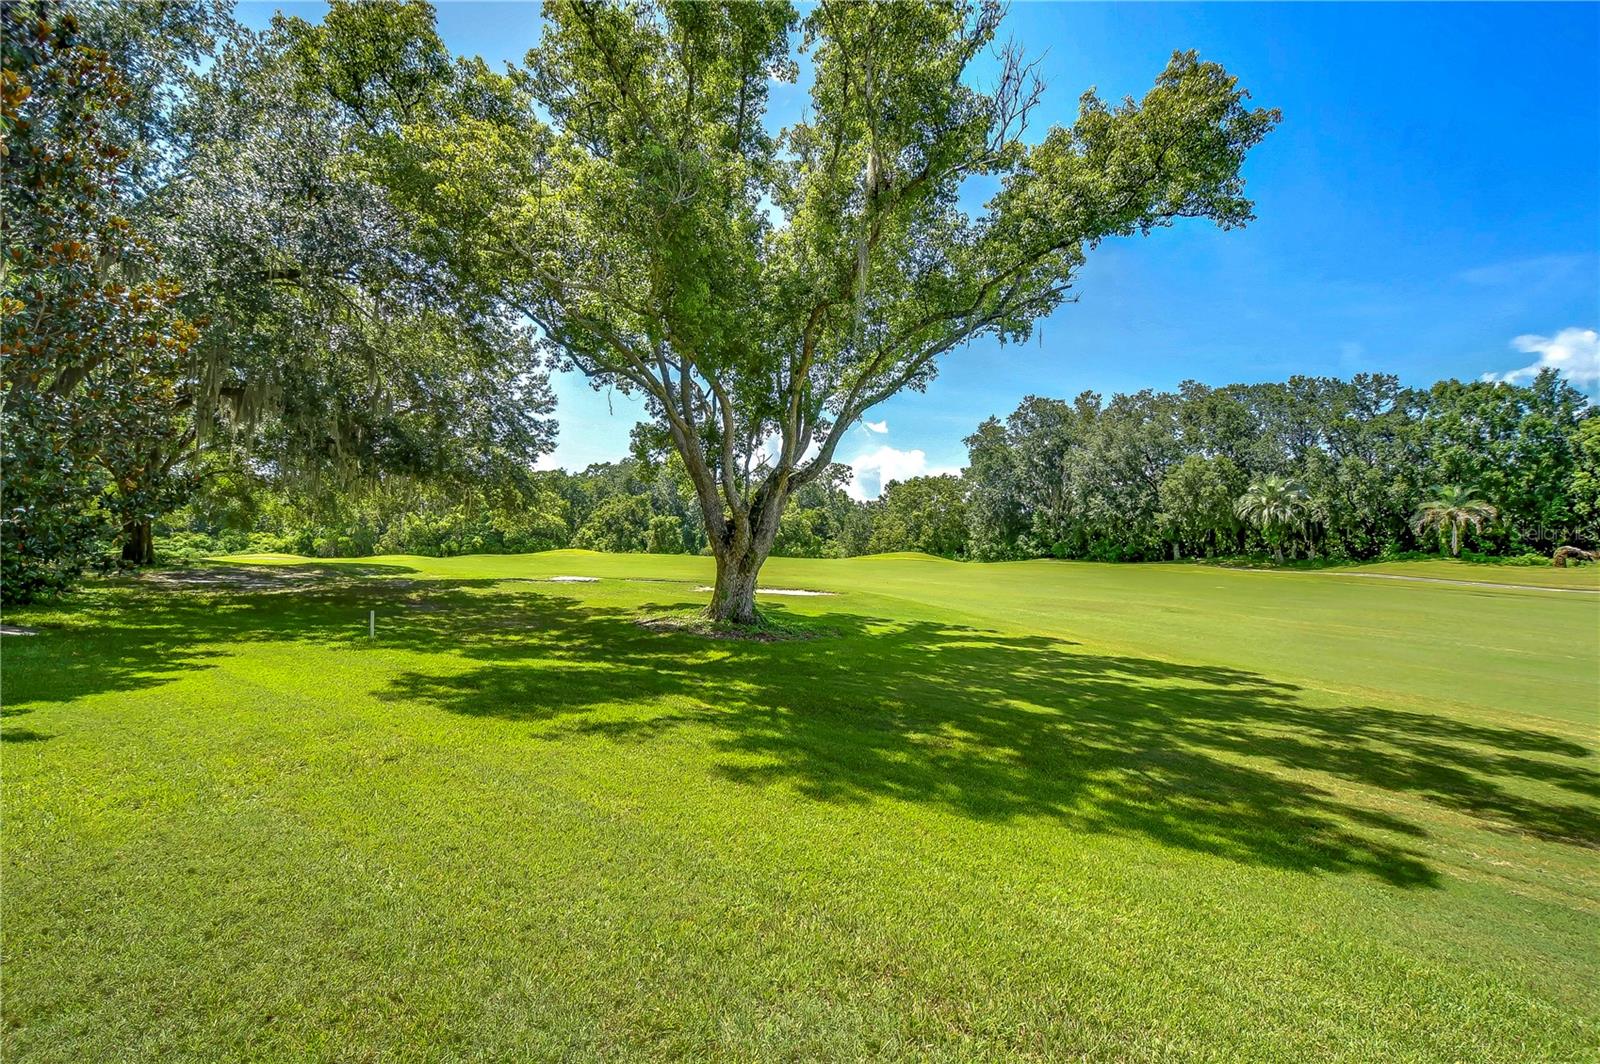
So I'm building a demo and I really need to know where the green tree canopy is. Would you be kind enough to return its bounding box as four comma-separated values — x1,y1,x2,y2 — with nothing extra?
1235,474,1309,563
1159,454,1244,559
869,474,971,558
573,493,654,553
159,4,555,494
391,0,1277,620
1413,484,1498,558
0,1,199,598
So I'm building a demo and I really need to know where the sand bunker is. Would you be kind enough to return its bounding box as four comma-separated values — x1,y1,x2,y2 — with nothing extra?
546,576,600,583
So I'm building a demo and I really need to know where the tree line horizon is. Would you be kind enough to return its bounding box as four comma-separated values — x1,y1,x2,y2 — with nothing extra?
167,367,1598,568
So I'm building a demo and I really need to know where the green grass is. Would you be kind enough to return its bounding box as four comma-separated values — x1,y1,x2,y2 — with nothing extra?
1337,557,1600,590
3,551,1597,1061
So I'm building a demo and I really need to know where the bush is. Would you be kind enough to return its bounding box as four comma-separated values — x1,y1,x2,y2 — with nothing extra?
1457,550,1551,567
157,531,220,565
244,532,295,554
0,426,112,603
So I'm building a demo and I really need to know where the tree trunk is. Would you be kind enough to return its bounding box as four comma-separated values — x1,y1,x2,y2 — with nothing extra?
1273,541,1284,564
121,517,154,566
1450,524,1460,557
707,542,767,625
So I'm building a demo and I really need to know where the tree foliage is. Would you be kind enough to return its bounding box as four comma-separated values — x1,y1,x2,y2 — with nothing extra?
159,3,554,491
867,475,970,557
1413,484,1498,558
171,369,1593,567
1235,475,1310,563
1159,455,1244,559
572,493,653,554
390,0,1277,619
962,371,1592,563
3,0,557,599
1,1,198,599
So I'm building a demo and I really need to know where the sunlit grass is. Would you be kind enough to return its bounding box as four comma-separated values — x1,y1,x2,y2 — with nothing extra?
3,552,1596,1060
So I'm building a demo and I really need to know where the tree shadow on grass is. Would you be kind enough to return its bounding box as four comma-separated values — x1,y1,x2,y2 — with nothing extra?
7,571,1598,888
1,562,426,707
372,587,1599,889
1,706,51,744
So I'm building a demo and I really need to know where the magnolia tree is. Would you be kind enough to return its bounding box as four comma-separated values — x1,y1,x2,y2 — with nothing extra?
404,0,1278,622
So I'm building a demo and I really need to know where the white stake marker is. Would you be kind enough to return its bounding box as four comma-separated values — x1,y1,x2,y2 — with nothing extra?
369,610,375,639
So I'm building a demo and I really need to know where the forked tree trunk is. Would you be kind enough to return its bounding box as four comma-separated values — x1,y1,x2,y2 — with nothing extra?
120,517,154,566
704,506,783,625
708,545,765,625
673,428,791,625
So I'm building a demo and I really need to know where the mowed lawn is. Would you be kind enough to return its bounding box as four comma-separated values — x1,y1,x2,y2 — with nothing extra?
2,552,1597,1061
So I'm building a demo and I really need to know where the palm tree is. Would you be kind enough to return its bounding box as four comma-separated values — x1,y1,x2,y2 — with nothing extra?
1235,475,1309,563
1413,484,1498,557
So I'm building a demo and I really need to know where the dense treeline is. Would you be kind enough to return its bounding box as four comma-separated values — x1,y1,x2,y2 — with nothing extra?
164,369,1598,565
962,371,1597,561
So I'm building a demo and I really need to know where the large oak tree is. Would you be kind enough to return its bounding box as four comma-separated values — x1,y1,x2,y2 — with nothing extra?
0,2,200,596
394,0,1280,622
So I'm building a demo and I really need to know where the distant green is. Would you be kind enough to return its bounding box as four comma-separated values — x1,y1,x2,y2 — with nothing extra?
3,552,1597,1061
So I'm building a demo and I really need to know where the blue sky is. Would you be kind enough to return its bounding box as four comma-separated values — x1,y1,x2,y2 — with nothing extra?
241,1,1600,495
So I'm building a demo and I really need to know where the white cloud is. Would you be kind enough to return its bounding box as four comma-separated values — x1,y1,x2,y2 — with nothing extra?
1481,327,1600,389
862,419,889,434
1457,254,1589,287
845,445,960,501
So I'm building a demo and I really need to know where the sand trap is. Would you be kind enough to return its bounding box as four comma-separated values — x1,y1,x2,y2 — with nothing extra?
693,586,835,597
546,576,600,583
0,624,37,636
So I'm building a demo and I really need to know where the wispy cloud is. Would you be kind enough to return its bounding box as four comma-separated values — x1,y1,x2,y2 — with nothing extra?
861,419,888,434
1481,327,1599,390
845,445,960,501
1457,253,1591,287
